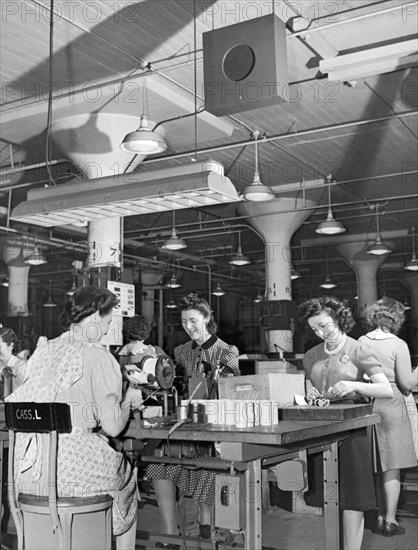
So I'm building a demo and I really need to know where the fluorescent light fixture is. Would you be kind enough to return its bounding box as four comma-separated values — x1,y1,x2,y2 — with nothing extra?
10,161,241,227
320,39,418,82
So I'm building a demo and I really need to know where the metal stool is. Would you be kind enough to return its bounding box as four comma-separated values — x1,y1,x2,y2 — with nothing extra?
6,402,113,550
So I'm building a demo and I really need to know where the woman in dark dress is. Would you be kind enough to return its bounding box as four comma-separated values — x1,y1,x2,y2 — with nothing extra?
298,296,392,550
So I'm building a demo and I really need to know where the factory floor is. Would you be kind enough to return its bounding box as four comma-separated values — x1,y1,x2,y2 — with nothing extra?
2,469,417,550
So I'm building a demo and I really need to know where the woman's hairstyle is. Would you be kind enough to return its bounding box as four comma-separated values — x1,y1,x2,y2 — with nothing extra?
297,296,355,333
122,315,151,342
178,293,217,334
365,297,405,334
60,286,118,329
0,326,18,347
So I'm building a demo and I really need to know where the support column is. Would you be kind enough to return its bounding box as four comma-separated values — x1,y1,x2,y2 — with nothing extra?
337,242,389,316
141,271,162,322
238,197,316,354
2,240,30,317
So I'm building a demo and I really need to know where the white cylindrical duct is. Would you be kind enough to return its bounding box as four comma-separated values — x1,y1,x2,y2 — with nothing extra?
238,197,316,354
2,241,30,316
87,217,121,268
141,271,162,321
337,242,390,315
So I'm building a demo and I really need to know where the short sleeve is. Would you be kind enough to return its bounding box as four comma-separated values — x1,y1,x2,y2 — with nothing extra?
352,341,383,377
85,347,123,424
220,344,240,375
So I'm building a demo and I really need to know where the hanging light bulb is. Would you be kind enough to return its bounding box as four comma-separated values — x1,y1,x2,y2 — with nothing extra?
315,179,346,235
240,131,275,201
25,243,48,266
212,281,226,296
404,226,418,271
319,256,337,289
120,77,167,154
229,231,251,266
367,204,392,255
162,210,187,251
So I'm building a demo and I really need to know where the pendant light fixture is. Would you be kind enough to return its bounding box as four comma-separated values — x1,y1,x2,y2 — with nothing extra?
43,280,57,308
229,231,251,266
66,270,78,296
290,266,302,280
319,256,337,289
165,269,182,289
120,77,168,154
212,281,226,296
240,131,275,202
404,226,418,271
315,178,346,235
165,299,177,309
253,290,264,303
25,243,48,266
367,204,392,255
162,210,187,251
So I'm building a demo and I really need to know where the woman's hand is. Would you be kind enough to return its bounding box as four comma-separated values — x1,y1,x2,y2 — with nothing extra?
124,385,144,410
306,386,323,401
329,380,358,398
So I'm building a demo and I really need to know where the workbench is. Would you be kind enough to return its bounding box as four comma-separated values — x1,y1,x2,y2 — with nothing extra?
125,408,380,550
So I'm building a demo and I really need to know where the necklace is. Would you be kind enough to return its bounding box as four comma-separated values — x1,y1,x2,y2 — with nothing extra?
324,333,347,356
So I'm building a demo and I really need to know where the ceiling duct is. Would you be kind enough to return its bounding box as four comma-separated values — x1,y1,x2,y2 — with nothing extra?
10,160,241,228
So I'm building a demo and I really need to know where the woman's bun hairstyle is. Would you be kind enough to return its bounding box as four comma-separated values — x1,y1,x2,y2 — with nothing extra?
178,293,217,334
60,286,118,329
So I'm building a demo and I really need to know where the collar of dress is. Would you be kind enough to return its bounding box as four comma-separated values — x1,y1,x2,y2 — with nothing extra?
191,334,218,350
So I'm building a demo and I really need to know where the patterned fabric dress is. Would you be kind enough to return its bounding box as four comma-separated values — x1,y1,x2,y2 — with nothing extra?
358,333,417,471
146,335,239,507
6,332,138,536
303,336,383,511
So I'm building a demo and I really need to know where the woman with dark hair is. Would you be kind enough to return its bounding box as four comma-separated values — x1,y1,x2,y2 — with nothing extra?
359,297,418,537
298,296,392,550
118,315,164,370
6,286,143,550
0,326,27,399
146,294,239,545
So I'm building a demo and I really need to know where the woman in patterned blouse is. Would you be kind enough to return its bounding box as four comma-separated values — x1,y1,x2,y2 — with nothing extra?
146,294,239,543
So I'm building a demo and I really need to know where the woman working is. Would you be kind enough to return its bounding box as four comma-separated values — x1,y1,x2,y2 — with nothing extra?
6,286,143,550
146,293,239,544
297,296,392,550
360,297,418,537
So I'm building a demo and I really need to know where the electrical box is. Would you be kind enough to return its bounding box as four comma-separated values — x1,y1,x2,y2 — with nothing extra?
261,300,297,330
215,473,246,530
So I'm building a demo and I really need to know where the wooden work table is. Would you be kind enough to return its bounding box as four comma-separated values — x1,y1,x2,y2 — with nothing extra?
125,408,380,550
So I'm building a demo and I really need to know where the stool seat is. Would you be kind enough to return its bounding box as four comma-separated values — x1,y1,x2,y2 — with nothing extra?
18,493,112,510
